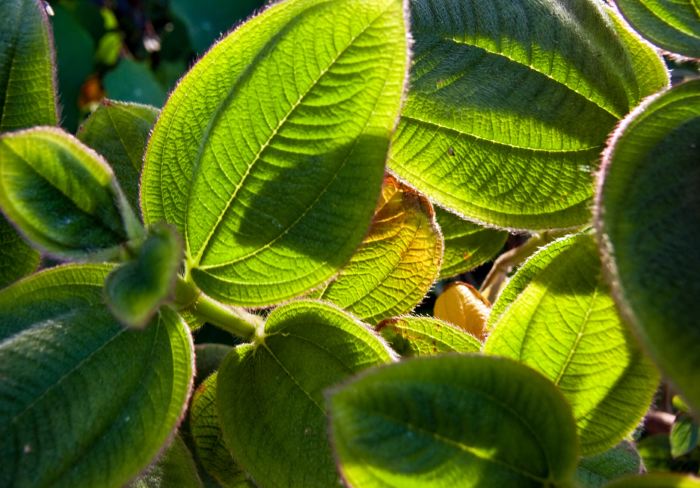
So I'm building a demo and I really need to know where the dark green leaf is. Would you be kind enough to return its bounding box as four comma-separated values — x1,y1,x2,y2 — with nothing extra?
103,59,167,107
604,474,700,488
217,300,395,487
328,354,579,487
0,216,39,288
194,344,232,385
672,415,700,458
376,316,481,356
128,435,203,488
142,0,409,307
0,264,194,488
575,442,643,488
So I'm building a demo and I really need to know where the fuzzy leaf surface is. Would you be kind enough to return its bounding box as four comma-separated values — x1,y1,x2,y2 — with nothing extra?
328,354,579,488
484,233,659,455
0,265,194,488
377,316,481,356
575,442,643,488
128,435,202,488
389,0,668,229
142,0,408,306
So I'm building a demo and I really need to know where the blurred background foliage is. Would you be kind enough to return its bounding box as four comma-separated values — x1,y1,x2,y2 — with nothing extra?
46,0,266,131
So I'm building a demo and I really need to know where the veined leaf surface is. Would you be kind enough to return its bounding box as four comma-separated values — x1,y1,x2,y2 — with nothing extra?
376,316,481,356
575,442,643,488
217,300,395,487
389,0,668,230
128,435,203,488
315,176,442,324
484,234,659,455
595,80,700,416
0,265,194,488
328,354,579,488
142,0,409,307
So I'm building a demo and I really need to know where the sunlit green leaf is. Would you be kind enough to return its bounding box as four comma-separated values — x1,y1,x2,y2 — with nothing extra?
217,300,395,487
128,435,203,488
595,79,700,416
484,233,659,455
389,0,668,230
376,316,481,356
142,0,409,307
328,354,579,487
605,474,700,488
0,265,194,488
104,59,167,107
315,177,442,324
575,442,642,488
0,217,39,289
672,415,700,458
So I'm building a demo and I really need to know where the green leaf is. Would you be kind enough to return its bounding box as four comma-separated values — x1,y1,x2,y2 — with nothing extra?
0,216,39,288
217,300,395,488
435,207,507,279
595,79,700,416
128,435,203,488
575,442,643,488
0,0,58,131
672,415,700,458
315,176,442,324
604,474,700,488
190,374,254,488
0,127,141,259
103,59,167,107
388,0,668,230
105,224,183,328
141,0,409,307
614,0,700,59
484,233,659,455
0,264,194,488
328,354,579,488
78,100,159,213
376,316,481,356
194,343,232,385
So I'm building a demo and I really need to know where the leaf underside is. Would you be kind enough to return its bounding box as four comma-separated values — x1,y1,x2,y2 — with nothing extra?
377,316,481,356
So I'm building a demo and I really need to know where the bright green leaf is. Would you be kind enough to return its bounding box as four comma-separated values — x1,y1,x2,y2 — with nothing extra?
0,264,194,488
328,354,579,487
435,207,507,279
0,216,39,288
0,127,141,259
142,0,409,307
105,224,183,328
604,474,700,488
595,79,700,416
315,176,442,324
217,300,395,488
672,415,700,458
0,0,58,130
78,100,159,213
388,0,668,230
376,316,481,356
104,59,167,107
128,435,203,488
575,442,643,488
614,0,700,59
484,233,659,455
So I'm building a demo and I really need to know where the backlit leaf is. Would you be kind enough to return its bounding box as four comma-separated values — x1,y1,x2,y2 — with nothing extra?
0,217,39,289
315,176,442,324
217,300,395,488
671,415,700,458
595,80,700,416
388,0,668,230
434,282,491,340
0,265,194,488
575,442,643,488
328,354,579,487
128,435,203,488
141,0,409,307
484,233,659,455
376,316,481,356
605,474,700,488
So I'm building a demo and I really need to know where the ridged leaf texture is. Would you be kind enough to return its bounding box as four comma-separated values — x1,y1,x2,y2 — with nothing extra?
575,442,642,488
314,176,442,324
128,435,203,488
389,0,668,230
484,233,659,455
595,80,700,415
0,217,39,288
376,316,481,356
217,300,395,488
328,354,579,487
0,128,140,259
141,0,409,307
614,0,700,59
0,265,194,488
605,474,700,488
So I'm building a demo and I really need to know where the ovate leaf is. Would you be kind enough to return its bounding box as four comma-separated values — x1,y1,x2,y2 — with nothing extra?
103,59,167,107
217,300,395,488
435,207,507,279
671,415,700,458
141,0,409,307
595,80,700,415
484,233,659,455
388,0,668,230
376,316,481,356
315,176,442,324
0,127,142,259
128,435,203,488
78,100,159,213
605,474,700,488
0,0,58,131
0,265,194,488
614,0,700,59
575,442,643,488
0,216,39,288
434,282,491,340
328,354,579,488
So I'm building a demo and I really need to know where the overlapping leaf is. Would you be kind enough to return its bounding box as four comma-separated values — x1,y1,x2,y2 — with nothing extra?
128,435,203,488
217,300,395,488
0,217,39,288
605,474,700,488
389,0,668,230
484,233,659,455
0,265,194,488
595,80,700,416
434,282,491,340
142,0,409,307
575,442,643,488
377,316,481,356
314,176,442,324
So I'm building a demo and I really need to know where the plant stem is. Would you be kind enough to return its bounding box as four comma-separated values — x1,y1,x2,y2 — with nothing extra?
191,293,262,341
